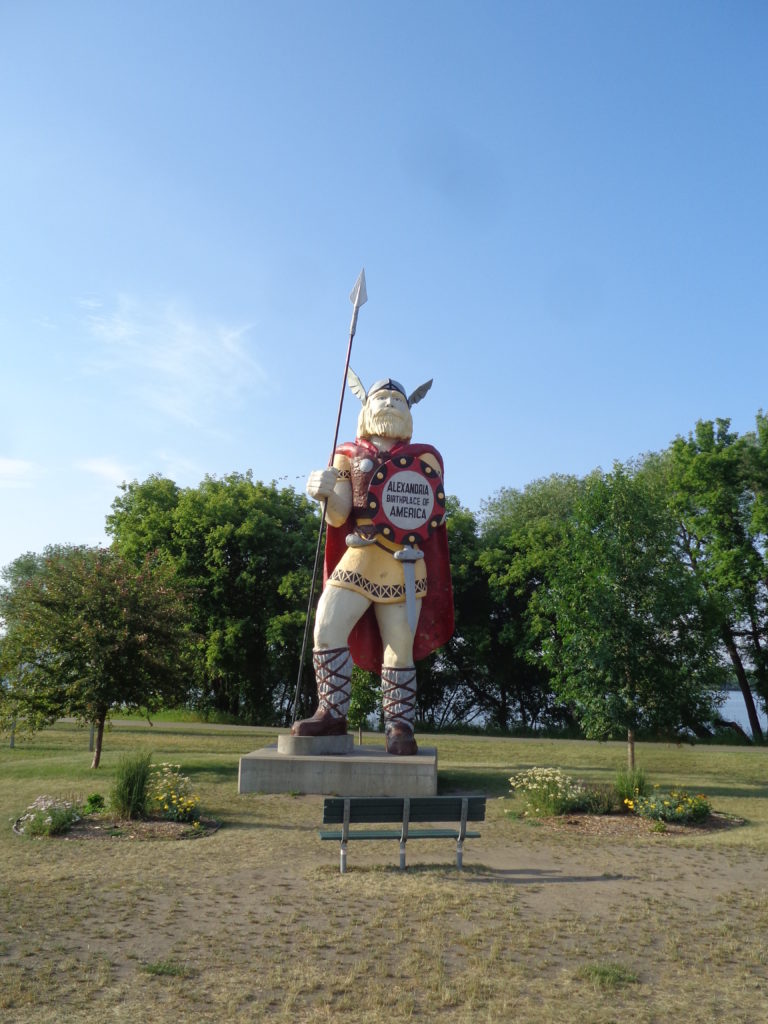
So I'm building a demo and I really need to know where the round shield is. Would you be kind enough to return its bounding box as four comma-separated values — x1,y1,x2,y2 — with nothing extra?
365,454,446,546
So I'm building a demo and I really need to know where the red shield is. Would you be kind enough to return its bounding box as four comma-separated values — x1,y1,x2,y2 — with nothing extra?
365,454,446,546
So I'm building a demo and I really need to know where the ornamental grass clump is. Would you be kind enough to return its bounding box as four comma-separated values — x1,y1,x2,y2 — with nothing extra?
148,762,201,823
14,795,81,837
625,789,711,824
110,751,152,820
615,767,651,807
509,767,586,816
579,783,618,815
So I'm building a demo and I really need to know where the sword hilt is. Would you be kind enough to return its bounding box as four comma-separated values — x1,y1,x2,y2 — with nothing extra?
393,548,424,564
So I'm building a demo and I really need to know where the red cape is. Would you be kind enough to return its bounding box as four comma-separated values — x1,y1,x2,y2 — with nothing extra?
324,440,455,673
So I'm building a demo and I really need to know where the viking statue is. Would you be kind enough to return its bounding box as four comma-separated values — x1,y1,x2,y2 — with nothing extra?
291,372,454,754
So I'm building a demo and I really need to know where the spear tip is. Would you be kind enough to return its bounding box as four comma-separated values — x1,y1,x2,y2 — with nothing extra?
350,268,367,309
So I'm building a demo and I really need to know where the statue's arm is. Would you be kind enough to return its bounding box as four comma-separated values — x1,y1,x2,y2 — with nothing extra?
306,454,352,527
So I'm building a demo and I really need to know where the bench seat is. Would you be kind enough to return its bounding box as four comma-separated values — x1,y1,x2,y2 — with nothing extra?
321,828,482,841
321,795,486,873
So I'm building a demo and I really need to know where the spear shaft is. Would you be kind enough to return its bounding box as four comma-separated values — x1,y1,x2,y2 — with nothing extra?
291,270,367,721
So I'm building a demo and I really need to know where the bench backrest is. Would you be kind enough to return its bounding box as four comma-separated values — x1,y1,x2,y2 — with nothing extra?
323,796,486,825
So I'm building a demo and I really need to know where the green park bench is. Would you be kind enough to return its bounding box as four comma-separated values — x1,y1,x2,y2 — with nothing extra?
321,795,486,874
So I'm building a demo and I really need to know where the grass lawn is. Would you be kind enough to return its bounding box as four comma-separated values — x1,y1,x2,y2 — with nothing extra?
1,721,767,1023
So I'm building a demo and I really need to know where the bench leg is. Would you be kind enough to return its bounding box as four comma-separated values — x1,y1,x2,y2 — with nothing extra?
399,840,406,870
456,839,464,870
340,842,348,874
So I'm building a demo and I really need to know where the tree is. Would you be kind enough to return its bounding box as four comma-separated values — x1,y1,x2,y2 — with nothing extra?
0,546,194,767
105,474,181,563
412,499,493,729
1,551,50,740
108,473,319,724
348,666,379,744
476,477,582,731
667,417,768,740
543,462,722,767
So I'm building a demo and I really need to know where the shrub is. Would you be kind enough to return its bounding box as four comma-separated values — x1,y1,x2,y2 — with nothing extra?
509,768,585,816
148,763,201,823
83,792,105,814
111,751,152,819
15,796,81,837
509,769,618,817
625,789,711,824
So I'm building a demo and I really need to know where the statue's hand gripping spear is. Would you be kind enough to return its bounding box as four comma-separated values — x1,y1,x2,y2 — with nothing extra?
291,270,367,721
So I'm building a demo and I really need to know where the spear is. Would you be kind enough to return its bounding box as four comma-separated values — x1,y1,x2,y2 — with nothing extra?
291,269,367,721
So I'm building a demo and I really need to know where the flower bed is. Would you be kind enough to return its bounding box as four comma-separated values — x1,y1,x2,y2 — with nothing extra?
13,796,81,837
625,789,711,824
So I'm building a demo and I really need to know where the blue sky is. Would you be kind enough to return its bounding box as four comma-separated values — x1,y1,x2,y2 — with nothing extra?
1,1,767,570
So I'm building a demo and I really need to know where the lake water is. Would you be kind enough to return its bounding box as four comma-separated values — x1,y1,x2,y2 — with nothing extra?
720,690,768,737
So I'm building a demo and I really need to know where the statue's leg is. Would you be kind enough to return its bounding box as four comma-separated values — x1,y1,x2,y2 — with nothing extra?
375,599,422,756
291,586,370,737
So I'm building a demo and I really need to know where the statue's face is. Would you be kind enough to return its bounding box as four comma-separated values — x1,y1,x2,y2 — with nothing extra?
363,388,412,440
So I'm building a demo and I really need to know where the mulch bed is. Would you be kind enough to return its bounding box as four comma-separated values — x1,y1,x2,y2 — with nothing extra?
21,810,745,841
14,814,221,841
66,814,221,840
533,810,745,837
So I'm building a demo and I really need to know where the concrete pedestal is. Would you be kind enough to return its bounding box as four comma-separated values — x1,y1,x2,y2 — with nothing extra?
238,739,437,797
276,734,354,756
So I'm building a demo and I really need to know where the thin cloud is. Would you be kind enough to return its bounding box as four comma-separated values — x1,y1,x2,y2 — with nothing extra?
75,457,133,484
153,450,205,485
83,296,268,430
0,457,39,489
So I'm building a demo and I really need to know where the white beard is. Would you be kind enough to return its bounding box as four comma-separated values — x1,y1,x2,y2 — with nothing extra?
367,407,411,440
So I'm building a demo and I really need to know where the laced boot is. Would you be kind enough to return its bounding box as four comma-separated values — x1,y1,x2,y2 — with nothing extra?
291,647,352,736
381,664,418,755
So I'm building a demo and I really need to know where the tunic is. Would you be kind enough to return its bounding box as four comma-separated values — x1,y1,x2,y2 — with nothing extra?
323,438,455,672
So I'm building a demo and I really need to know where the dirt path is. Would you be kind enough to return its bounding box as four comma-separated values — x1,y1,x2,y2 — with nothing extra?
4,791,768,1023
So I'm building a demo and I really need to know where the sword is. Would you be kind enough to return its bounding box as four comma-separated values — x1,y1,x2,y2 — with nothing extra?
394,546,424,634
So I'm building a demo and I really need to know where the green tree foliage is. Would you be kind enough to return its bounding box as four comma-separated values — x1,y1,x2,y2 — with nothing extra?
667,416,768,740
542,462,723,766
348,666,379,743
105,474,181,563
0,546,193,767
415,499,493,729
7,414,767,748
476,477,582,731
107,472,319,723
1,552,50,740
